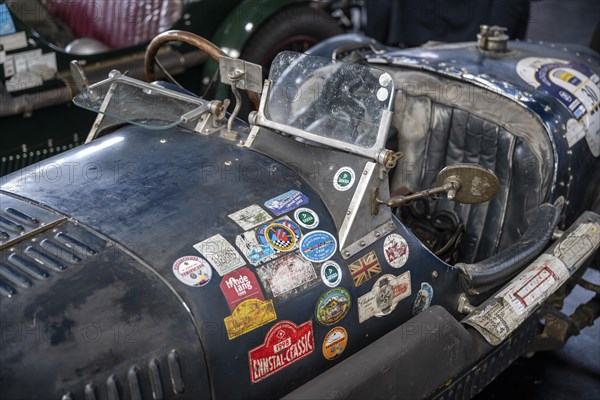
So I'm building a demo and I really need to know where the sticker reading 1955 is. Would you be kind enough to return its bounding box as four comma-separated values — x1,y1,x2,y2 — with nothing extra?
172,256,212,287
264,190,308,216
248,320,314,383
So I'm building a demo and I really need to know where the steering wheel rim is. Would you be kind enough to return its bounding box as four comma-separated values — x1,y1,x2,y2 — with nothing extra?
144,30,260,109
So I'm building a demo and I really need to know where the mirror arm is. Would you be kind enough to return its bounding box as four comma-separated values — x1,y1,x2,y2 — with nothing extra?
381,180,461,208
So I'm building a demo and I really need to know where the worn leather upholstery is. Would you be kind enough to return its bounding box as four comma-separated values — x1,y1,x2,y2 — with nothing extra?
388,70,554,263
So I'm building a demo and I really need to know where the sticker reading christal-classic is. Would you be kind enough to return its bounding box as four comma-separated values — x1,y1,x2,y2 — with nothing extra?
248,320,314,383
264,190,309,216
256,253,319,300
358,272,411,323
228,204,272,230
224,298,277,340
322,326,348,360
294,207,319,229
220,267,264,312
193,234,245,276
333,167,356,191
315,288,351,326
172,256,213,287
348,250,382,287
321,260,342,287
383,233,409,268
299,230,337,262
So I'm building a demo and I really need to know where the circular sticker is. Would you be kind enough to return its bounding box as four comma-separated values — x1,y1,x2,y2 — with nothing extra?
333,167,355,192
413,282,433,315
294,208,319,229
321,261,342,288
383,233,409,268
172,256,212,287
299,230,338,262
264,223,297,252
322,327,348,360
315,288,351,326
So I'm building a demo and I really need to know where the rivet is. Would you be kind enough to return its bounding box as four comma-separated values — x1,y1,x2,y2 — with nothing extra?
360,241,366,247
432,271,439,278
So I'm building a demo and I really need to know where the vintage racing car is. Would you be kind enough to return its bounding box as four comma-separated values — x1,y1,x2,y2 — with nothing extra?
1,27,599,399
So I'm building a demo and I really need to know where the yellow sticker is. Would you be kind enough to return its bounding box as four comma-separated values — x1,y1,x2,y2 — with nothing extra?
224,298,277,340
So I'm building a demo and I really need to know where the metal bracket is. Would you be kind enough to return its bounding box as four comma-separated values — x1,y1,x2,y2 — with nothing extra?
219,56,263,94
341,219,397,260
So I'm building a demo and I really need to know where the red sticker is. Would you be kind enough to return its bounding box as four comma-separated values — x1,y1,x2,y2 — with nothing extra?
248,320,314,383
220,267,264,312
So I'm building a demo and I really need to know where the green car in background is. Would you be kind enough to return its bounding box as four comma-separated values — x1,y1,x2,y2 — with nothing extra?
0,0,350,175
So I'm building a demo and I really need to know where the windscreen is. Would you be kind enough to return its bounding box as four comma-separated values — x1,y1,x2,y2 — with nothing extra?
265,51,394,149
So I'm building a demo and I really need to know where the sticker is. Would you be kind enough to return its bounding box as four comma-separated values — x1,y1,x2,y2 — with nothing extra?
413,282,433,315
257,217,302,249
236,230,277,266
224,298,277,340
0,31,26,51
383,233,409,268
322,327,348,360
172,256,212,287
263,222,297,252
229,204,272,230
333,167,356,191
516,57,600,156
321,261,342,288
193,234,245,276
358,272,411,323
256,253,319,300
220,267,264,312
553,222,600,270
248,320,314,383
299,230,337,262
294,207,319,229
348,250,382,287
315,288,351,326
0,4,16,36
464,254,569,345
264,190,309,216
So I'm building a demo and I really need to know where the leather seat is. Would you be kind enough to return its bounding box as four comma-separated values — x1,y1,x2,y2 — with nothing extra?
388,70,554,263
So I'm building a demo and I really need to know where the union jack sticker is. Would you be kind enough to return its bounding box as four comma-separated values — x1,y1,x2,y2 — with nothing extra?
348,250,382,287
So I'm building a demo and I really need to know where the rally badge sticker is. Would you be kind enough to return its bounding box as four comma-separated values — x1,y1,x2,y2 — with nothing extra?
229,204,272,230
299,230,337,262
256,253,319,300
172,256,212,287
248,320,314,383
220,267,264,312
348,250,382,287
315,288,351,326
358,272,411,323
264,223,297,252
236,231,277,266
413,282,433,315
193,234,245,276
294,207,319,229
224,298,277,340
333,167,355,191
322,327,348,360
321,261,342,288
264,190,309,216
383,233,409,268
